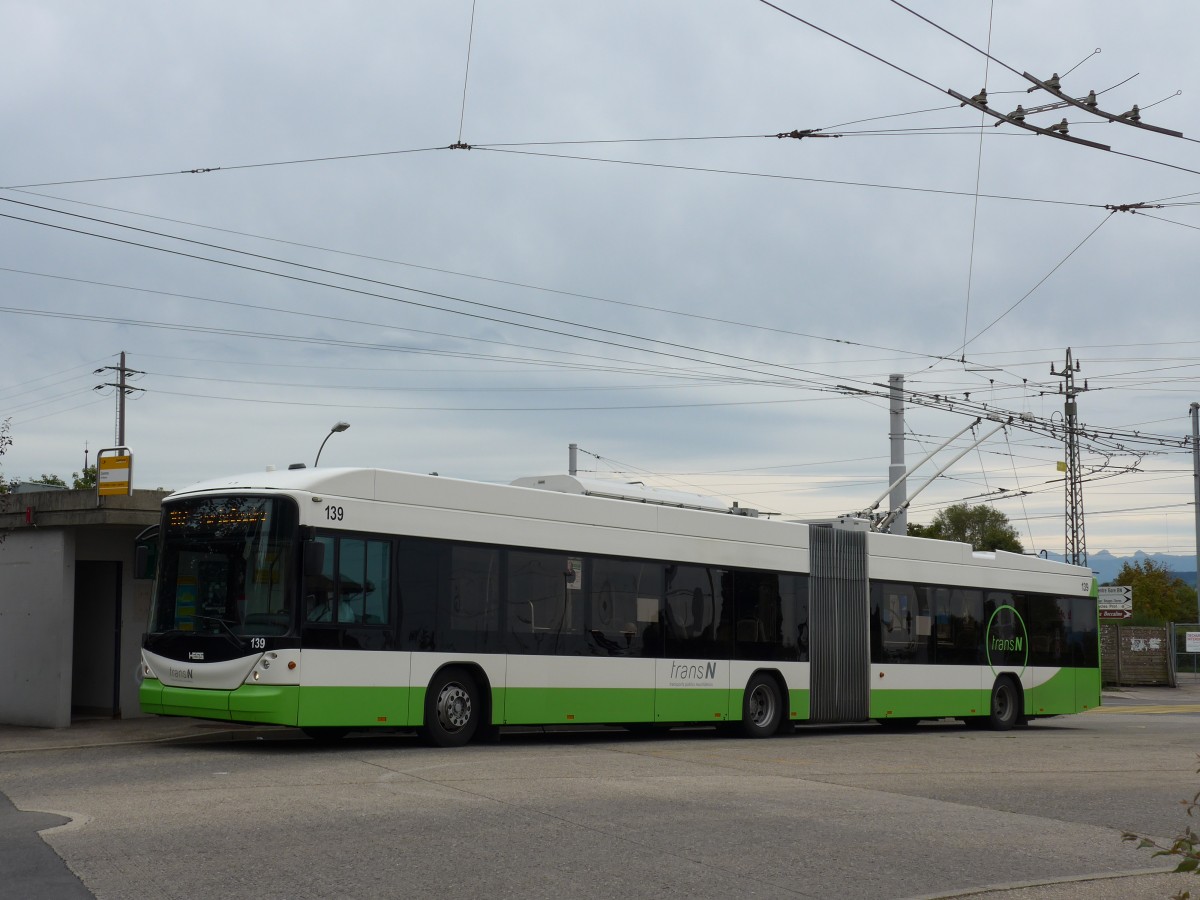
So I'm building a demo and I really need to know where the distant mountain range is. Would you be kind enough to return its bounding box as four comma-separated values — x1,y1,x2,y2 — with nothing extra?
1040,549,1198,587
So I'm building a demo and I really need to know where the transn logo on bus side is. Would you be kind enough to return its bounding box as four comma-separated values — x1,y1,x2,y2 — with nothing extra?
668,661,718,686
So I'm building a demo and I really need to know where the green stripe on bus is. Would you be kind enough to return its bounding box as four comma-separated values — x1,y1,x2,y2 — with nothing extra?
870,689,986,719
160,684,232,720
298,686,413,727
789,689,810,720
230,685,300,725
501,687,656,724
869,670,1101,720
139,679,164,715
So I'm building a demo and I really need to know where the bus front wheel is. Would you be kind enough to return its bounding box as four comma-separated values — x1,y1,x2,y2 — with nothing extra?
741,674,783,738
988,678,1020,731
424,668,481,747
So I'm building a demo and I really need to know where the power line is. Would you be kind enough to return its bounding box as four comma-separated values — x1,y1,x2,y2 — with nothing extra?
0,197,877,393
456,0,479,145
953,211,1115,354
473,146,1102,209
0,193,973,366
1,146,445,191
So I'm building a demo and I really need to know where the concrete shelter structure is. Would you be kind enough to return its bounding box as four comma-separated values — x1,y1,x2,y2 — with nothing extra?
0,488,168,727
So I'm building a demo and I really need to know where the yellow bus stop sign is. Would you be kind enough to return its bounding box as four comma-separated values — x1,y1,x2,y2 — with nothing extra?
97,449,133,496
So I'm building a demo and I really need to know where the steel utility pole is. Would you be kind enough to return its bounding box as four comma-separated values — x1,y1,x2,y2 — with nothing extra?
1191,402,1199,622
887,375,907,535
1052,348,1088,566
94,351,144,445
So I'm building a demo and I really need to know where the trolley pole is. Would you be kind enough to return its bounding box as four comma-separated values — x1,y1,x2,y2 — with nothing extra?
1192,402,1199,623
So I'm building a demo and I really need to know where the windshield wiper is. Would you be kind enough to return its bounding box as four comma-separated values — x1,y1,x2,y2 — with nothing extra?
194,615,246,648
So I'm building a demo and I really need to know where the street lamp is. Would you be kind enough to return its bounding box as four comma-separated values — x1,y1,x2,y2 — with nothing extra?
314,421,350,467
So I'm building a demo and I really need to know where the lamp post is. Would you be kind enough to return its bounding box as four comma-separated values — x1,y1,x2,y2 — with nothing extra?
314,421,350,467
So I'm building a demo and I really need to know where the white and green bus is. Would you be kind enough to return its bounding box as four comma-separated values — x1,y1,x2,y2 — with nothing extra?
139,468,1100,745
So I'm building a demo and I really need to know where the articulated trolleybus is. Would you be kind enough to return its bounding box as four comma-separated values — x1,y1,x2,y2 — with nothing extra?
140,467,1100,744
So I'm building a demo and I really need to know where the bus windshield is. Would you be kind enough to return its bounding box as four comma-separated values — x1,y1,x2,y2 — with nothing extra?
149,495,299,637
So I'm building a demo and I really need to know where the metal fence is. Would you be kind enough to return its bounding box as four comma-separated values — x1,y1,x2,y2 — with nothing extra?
1171,623,1200,679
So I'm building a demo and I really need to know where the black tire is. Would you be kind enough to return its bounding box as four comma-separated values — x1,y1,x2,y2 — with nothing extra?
301,727,350,743
988,677,1020,731
424,668,481,747
741,674,783,738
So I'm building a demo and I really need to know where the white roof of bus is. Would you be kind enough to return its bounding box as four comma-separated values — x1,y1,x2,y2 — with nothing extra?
166,467,1093,582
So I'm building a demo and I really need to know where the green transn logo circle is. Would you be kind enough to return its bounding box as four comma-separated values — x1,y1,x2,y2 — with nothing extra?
985,604,1029,678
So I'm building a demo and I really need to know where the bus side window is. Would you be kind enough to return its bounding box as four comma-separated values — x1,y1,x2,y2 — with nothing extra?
448,545,499,647
507,550,584,654
871,582,922,663
398,539,442,651
304,535,339,624
364,540,391,625
587,558,655,657
663,565,727,659
732,570,796,661
936,588,982,664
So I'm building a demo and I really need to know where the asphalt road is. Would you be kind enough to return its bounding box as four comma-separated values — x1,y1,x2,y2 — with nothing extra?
2,688,1199,900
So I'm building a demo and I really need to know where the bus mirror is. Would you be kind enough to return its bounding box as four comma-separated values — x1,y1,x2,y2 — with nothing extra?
303,540,325,578
134,545,150,579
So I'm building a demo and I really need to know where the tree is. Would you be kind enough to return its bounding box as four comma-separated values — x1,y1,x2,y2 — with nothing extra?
32,473,67,487
72,466,98,489
906,503,1023,553
0,418,12,497
1113,559,1197,626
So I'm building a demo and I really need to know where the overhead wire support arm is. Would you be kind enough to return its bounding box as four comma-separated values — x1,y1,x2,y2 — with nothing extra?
1105,201,1165,213
1020,72,1184,138
774,129,840,139
947,89,1112,151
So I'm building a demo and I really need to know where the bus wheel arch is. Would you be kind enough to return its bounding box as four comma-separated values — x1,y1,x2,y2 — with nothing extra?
741,669,787,738
423,664,489,747
988,674,1023,731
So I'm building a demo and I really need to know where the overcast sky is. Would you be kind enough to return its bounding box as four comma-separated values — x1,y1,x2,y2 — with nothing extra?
3,2,1198,561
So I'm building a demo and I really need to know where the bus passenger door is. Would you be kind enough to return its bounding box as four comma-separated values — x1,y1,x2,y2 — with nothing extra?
654,566,731,725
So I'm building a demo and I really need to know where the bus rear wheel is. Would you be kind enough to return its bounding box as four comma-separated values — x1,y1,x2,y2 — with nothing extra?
741,674,782,738
424,668,481,747
988,678,1020,731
